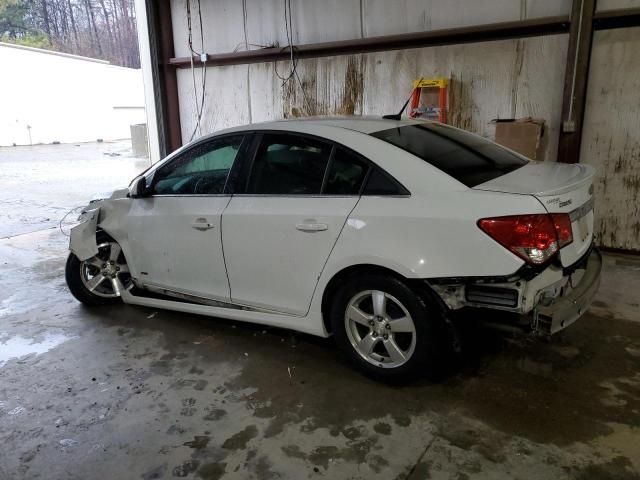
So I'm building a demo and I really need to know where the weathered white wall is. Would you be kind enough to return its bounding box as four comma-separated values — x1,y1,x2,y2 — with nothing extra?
581,27,640,251
170,0,573,55
173,0,569,162
0,43,146,146
362,0,572,36
167,0,639,250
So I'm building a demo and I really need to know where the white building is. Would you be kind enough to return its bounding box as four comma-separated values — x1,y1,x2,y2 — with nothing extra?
0,42,146,146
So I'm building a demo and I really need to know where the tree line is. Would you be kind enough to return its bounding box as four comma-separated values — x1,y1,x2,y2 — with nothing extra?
0,0,140,68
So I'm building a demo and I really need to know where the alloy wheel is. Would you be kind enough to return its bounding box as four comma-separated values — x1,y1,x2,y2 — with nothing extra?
344,290,417,368
79,242,131,298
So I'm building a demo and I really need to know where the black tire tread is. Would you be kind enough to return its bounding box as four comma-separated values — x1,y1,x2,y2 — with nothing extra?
329,273,445,383
65,234,123,306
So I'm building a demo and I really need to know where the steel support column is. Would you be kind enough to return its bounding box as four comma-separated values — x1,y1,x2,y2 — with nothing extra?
148,0,182,156
557,0,597,163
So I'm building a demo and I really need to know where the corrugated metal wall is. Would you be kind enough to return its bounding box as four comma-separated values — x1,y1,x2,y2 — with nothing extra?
581,26,640,250
169,0,640,251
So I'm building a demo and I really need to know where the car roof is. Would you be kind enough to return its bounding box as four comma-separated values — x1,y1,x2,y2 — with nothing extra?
158,116,425,168
152,115,465,195
224,116,428,135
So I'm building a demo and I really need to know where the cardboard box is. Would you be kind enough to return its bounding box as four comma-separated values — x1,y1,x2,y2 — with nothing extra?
493,118,546,161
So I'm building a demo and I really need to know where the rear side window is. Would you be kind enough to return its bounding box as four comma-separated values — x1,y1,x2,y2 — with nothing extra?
371,124,527,187
246,134,332,194
323,148,370,195
363,168,409,195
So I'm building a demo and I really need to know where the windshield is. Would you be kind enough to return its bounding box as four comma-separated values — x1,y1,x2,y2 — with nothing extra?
371,123,528,187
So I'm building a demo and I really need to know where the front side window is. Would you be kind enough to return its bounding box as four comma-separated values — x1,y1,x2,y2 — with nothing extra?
246,134,332,195
152,135,244,195
371,124,527,187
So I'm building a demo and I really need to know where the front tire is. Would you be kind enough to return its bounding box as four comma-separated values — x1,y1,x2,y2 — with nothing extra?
65,235,131,306
330,274,444,382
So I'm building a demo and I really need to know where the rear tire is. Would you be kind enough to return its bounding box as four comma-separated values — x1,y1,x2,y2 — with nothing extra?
330,273,445,382
65,234,131,306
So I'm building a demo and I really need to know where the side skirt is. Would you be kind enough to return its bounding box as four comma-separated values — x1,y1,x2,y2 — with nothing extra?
120,287,327,337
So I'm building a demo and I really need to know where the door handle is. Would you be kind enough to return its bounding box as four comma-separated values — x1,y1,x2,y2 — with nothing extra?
191,218,214,230
296,222,328,232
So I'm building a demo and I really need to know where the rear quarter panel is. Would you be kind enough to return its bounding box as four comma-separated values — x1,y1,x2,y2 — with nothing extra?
310,189,548,314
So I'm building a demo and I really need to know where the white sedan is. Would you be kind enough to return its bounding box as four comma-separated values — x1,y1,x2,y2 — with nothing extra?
66,117,601,380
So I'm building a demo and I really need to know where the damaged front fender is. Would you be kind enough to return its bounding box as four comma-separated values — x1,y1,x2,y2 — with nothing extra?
69,207,100,261
68,188,130,261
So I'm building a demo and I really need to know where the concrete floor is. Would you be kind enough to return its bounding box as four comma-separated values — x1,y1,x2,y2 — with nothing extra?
0,140,149,238
1,144,640,480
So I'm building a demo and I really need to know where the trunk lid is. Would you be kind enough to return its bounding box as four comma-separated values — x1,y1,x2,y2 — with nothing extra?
475,161,596,267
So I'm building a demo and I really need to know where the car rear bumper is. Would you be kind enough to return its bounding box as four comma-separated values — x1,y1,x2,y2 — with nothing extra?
533,248,602,334
428,246,602,335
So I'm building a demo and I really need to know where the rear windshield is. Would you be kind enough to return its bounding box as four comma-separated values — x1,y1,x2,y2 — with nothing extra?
371,124,528,187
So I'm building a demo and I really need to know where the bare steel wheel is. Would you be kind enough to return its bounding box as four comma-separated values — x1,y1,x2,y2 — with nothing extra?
331,273,443,382
345,290,417,368
66,236,132,306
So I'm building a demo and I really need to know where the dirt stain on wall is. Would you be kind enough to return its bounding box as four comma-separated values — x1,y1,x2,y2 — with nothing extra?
592,138,640,249
449,74,474,131
281,56,364,119
337,56,364,115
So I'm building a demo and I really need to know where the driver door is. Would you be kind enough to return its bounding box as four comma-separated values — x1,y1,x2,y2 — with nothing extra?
126,134,247,301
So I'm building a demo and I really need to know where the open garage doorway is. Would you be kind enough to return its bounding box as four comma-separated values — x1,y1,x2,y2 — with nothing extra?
0,2,151,239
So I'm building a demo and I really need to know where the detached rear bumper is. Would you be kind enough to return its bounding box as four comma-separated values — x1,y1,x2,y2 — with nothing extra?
533,248,602,334
428,246,602,335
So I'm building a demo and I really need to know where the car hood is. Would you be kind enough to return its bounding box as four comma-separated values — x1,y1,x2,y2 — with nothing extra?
473,161,594,196
88,187,129,203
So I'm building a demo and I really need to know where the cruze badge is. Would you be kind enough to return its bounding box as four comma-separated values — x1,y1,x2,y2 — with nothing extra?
546,197,572,208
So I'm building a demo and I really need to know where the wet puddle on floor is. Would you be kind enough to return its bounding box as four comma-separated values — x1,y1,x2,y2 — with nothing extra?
0,331,75,367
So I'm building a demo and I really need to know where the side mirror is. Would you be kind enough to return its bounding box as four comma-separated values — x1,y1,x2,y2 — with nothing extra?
129,176,149,198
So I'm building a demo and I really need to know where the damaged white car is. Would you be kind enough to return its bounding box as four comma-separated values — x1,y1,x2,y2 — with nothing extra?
66,117,601,380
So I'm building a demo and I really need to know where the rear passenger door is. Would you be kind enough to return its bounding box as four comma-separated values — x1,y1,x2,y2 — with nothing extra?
222,133,370,316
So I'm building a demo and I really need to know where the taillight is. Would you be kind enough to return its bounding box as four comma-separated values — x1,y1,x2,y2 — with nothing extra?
478,214,570,265
551,213,573,248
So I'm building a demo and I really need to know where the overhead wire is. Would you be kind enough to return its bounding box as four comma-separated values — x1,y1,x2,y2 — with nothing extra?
274,0,295,84
233,0,274,52
232,41,273,53
187,0,208,142
241,0,250,51
274,0,313,115
186,0,313,136
59,206,85,237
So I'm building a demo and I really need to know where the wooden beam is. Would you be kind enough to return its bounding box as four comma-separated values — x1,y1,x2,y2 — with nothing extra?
557,0,596,163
